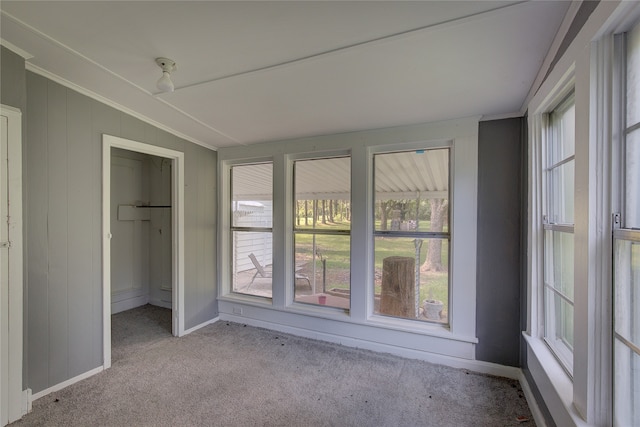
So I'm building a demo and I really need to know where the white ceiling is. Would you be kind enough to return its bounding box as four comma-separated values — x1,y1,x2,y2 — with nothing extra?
0,1,570,150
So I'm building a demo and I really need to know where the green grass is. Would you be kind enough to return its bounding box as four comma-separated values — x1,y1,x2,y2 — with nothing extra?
294,223,450,316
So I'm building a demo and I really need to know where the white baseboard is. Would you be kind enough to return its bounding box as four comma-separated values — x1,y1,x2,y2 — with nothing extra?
111,295,148,314
519,371,548,427
31,366,104,402
219,313,520,379
148,298,172,309
22,388,32,415
181,317,220,336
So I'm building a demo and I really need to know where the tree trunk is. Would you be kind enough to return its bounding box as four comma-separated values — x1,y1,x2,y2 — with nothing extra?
322,200,327,224
380,256,415,317
380,201,389,230
305,200,309,226
296,201,300,225
421,199,448,272
329,200,334,223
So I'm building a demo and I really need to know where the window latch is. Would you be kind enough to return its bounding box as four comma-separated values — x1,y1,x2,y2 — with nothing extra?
612,212,621,229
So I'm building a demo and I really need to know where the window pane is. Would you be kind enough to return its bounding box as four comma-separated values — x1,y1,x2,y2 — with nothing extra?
549,99,575,164
625,130,640,229
232,231,272,298
374,149,449,232
294,157,350,231
232,163,273,228
544,230,574,300
615,239,640,346
627,21,640,127
614,338,640,427
544,287,574,370
548,160,574,224
373,237,448,324
294,233,350,309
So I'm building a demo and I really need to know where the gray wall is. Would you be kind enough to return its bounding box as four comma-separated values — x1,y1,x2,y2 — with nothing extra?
25,71,217,394
475,118,523,367
1,46,26,111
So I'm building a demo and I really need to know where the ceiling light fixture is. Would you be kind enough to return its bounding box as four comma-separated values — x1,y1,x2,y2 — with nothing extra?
155,57,177,93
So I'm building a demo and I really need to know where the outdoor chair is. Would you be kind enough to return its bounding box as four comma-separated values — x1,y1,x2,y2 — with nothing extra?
247,253,311,290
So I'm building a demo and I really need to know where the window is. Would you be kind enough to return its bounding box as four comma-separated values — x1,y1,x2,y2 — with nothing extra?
543,93,575,373
373,148,450,324
614,21,640,427
230,163,273,298
293,157,351,309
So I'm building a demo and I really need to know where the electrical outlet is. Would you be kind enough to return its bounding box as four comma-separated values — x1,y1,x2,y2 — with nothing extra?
232,307,243,315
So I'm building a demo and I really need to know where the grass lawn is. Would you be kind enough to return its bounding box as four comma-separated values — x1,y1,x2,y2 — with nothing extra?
295,219,449,318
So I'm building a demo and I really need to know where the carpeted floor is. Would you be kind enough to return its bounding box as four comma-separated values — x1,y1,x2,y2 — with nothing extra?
15,304,536,426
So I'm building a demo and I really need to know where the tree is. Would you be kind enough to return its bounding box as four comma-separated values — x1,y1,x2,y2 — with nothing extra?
321,200,327,224
379,201,391,230
304,200,309,226
421,199,448,272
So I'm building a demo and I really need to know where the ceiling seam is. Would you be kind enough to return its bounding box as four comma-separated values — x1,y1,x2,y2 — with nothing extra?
170,1,529,92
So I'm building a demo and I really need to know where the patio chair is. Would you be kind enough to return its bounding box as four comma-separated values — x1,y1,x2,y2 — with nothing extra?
247,253,311,290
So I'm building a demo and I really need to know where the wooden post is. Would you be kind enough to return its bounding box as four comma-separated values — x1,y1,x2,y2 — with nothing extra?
380,256,415,317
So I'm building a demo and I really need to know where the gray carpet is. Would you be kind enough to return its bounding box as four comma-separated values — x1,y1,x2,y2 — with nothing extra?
15,305,536,426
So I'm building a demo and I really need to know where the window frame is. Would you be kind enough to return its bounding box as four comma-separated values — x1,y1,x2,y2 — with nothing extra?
371,147,452,325
225,159,275,300
542,91,576,375
291,154,352,310
612,21,640,427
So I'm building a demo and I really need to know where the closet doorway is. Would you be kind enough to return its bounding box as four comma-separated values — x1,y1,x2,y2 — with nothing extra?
102,135,185,369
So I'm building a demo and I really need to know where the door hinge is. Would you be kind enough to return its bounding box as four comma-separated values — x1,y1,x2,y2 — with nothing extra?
0,241,11,249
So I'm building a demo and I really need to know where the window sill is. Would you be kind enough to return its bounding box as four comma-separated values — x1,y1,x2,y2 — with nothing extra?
523,332,589,427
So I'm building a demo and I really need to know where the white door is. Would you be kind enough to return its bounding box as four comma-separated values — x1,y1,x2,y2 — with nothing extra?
0,106,24,426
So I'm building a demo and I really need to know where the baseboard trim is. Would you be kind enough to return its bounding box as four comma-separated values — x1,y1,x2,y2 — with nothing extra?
148,298,172,310
111,295,148,314
181,316,220,336
219,313,520,379
31,366,104,402
519,370,548,427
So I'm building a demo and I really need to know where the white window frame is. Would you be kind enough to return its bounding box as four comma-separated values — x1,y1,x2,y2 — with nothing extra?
370,145,452,325
542,92,575,374
612,19,640,427
291,153,352,307
220,158,274,303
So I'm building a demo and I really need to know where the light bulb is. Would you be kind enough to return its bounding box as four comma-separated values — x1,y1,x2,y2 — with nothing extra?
157,71,174,92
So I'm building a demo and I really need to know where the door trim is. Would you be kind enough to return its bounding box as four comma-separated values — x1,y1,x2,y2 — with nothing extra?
102,134,185,369
0,104,24,424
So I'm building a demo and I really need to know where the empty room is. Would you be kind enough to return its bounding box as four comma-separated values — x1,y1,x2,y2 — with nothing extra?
1,1,639,426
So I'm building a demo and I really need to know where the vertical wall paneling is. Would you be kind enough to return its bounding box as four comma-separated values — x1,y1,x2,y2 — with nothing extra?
66,90,95,377
23,70,218,394
90,101,120,368
46,81,69,385
183,143,198,329
25,73,49,393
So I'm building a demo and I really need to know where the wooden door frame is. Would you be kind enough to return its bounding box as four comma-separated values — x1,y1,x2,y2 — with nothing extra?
0,105,25,424
102,134,185,369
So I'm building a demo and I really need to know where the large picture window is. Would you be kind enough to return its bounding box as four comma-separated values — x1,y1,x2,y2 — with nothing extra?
373,148,450,324
543,93,575,373
293,157,351,310
230,163,273,298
